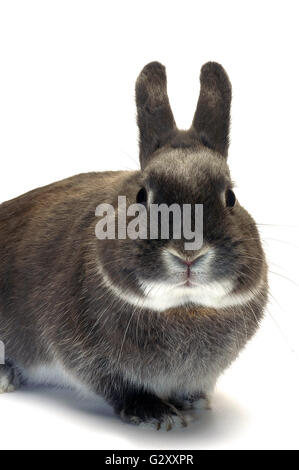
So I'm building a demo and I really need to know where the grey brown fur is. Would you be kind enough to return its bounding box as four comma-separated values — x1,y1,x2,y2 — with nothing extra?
0,62,267,429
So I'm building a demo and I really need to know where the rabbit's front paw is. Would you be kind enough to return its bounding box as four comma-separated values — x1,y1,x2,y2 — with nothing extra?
170,391,212,411
118,393,188,431
0,363,21,393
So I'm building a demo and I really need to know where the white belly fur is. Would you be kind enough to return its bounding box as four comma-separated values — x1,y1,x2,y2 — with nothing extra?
22,360,96,398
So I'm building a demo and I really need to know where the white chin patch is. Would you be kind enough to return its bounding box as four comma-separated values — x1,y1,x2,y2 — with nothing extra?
138,279,235,310
137,278,262,311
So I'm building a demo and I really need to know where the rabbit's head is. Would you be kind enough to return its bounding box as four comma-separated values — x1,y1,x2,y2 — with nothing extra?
96,62,267,312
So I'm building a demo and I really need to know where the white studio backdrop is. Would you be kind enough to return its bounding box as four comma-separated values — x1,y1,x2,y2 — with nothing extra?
0,0,299,450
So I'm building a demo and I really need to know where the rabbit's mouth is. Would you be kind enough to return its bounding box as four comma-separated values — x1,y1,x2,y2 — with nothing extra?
178,280,192,288
172,279,200,288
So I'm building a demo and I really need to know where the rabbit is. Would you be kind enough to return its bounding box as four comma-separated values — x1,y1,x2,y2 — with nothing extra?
0,61,268,430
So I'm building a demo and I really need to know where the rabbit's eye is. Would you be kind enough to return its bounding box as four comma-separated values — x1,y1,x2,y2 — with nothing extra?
225,189,236,207
136,187,147,204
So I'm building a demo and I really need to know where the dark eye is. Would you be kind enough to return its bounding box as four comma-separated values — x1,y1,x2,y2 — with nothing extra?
225,189,236,207
136,187,147,204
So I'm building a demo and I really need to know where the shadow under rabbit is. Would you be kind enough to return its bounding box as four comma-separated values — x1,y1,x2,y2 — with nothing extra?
13,384,248,447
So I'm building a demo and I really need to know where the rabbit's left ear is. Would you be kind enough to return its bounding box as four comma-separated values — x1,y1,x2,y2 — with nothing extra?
191,62,232,158
136,62,177,169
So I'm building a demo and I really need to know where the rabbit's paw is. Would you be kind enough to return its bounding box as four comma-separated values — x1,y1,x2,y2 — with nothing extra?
170,391,212,411
118,394,188,431
192,394,212,411
0,363,21,393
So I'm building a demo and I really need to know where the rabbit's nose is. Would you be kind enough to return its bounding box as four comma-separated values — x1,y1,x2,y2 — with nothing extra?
165,249,203,266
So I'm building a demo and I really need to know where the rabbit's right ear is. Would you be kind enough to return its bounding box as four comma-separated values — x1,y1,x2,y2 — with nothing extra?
136,62,177,169
191,62,232,158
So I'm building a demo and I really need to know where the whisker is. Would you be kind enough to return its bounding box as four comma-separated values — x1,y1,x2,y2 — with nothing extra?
256,223,299,228
265,306,297,356
268,270,299,287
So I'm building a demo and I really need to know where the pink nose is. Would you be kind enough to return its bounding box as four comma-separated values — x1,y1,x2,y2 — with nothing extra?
167,249,202,267
183,260,193,267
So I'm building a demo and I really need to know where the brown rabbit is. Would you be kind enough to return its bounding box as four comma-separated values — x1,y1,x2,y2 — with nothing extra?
0,62,267,430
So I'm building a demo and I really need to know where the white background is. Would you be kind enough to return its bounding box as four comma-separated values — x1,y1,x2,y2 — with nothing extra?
0,0,299,450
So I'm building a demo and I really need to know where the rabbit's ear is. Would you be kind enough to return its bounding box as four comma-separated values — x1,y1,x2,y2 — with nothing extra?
191,62,232,158
136,62,177,169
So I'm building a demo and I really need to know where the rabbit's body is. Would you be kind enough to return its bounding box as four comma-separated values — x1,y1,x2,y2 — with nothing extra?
0,62,268,429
